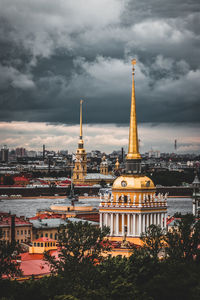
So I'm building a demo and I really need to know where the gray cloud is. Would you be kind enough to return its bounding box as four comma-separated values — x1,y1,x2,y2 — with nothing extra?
0,0,199,125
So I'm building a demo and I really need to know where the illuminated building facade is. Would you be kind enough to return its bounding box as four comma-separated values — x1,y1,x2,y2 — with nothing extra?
73,100,115,186
99,60,167,244
73,100,87,184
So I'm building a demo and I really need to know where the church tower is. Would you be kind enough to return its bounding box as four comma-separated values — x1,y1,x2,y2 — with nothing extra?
100,156,108,175
99,60,167,244
73,100,87,184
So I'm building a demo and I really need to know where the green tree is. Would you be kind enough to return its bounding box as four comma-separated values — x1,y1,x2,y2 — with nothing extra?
165,213,200,261
0,238,22,279
140,224,165,260
45,221,110,272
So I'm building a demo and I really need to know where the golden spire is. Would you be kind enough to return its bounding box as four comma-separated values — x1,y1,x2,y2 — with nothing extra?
80,99,83,139
78,99,84,148
126,59,141,160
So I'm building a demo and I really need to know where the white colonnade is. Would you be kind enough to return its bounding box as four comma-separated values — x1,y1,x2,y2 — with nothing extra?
99,211,167,237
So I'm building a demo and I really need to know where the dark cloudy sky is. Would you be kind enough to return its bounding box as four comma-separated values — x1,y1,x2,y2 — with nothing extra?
0,0,200,153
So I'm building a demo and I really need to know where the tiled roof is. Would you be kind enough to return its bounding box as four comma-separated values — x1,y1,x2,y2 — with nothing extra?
29,213,61,220
33,237,57,242
14,177,29,182
0,213,32,227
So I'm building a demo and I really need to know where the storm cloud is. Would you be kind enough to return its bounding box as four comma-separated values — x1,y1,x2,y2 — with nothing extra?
0,0,200,125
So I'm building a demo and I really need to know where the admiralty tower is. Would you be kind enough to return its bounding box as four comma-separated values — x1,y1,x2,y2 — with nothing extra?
99,60,167,244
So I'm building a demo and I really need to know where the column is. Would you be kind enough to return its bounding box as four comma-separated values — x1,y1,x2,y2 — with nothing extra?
164,213,166,228
127,214,130,236
122,213,125,236
150,213,153,225
142,214,146,233
110,213,113,235
100,213,102,229
105,213,108,227
132,214,136,236
156,213,159,226
116,213,119,235
146,213,149,229
161,213,164,228
154,213,157,225
138,214,142,236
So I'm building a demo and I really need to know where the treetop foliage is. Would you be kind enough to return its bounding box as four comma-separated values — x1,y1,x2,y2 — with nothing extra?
0,214,200,300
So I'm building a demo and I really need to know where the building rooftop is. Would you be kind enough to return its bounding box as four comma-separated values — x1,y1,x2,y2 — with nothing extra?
29,217,98,229
0,213,32,228
85,173,115,180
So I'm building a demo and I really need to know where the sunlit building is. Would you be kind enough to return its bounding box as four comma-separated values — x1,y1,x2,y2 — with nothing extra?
73,100,115,186
99,60,167,245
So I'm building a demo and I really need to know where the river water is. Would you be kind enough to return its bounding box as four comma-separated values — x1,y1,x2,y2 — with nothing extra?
0,197,192,218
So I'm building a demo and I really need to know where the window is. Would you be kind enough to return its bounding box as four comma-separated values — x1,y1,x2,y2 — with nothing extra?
45,243,47,247
21,239,23,243
37,242,40,247
21,230,23,235
77,175,79,179
7,231,9,237
25,230,27,235
41,233,43,237
50,233,53,239
34,242,36,246
28,230,30,234
50,242,52,246
17,230,19,236
41,243,43,247
45,233,48,237
55,233,57,239
124,195,127,203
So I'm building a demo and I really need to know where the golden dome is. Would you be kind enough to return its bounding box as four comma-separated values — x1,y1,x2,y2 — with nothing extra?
112,175,155,190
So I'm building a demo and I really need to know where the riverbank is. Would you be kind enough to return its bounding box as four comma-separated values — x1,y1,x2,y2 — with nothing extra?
0,185,193,198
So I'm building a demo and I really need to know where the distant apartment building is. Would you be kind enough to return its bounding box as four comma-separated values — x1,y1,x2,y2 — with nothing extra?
16,147,26,157
0,212,32,243
1,145,9,163
148,149,160,158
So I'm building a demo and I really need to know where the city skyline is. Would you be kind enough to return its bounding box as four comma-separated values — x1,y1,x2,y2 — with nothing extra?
0,1,200,154
0,121,199,154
